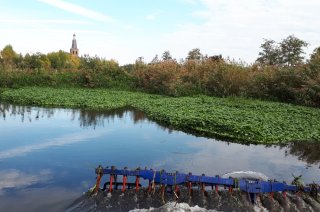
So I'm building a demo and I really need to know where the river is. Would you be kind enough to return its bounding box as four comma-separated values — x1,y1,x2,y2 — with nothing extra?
0,103,319,211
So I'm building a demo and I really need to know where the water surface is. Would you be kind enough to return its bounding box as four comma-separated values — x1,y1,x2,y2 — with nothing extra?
0,103,319,211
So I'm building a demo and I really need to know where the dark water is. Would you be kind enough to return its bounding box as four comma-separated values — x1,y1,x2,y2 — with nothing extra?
0,103,319,211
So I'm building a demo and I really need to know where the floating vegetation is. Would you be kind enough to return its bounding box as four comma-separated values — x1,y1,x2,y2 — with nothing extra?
1,87,320,144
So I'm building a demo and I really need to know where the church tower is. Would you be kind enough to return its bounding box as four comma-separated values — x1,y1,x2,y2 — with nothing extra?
70,34,79,57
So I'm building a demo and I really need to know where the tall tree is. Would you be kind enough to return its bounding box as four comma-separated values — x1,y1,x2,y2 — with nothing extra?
309,47,320,63
186,48,202,60
0,45,18,68
256,35,309,66
310,47,320,60
256,39,280,65
279,35,308,66
308,47,320,72
162,51,172,61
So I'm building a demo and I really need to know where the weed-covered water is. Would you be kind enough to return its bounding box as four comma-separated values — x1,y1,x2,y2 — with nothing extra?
0,103,319,211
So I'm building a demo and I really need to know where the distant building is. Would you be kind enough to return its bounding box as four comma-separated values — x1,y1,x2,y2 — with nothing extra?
70,34,79,57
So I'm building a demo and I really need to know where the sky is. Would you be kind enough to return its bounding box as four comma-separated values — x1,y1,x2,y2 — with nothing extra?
0,0,319,65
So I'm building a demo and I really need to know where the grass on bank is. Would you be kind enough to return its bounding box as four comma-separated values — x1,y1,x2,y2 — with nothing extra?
1,87,319,144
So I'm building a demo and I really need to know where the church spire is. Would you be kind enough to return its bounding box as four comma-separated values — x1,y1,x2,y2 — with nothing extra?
70,34,79,57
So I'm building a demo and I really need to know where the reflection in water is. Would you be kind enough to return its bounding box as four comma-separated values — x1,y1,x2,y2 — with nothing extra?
76,107,147,128
0,131,110,160
1,103,319,166
0,169,52,195
283,142,320,165
0,186,79,212
0,103,146,128
0,103,54,122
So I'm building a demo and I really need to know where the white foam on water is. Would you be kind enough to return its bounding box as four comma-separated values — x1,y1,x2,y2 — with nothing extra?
129,202,219,212
222,171,269,181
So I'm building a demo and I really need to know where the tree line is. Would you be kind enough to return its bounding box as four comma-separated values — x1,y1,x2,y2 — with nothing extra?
1,35,320,107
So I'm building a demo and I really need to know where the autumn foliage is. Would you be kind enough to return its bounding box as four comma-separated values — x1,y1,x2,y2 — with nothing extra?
131,56,320,107
1,39,320,107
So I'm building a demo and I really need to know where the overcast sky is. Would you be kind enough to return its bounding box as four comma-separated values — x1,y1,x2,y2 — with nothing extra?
0,0,319,64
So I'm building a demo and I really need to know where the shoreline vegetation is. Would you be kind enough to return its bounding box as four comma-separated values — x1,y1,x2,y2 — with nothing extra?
1,87,319,144
0,35,320,108
1,35,320,144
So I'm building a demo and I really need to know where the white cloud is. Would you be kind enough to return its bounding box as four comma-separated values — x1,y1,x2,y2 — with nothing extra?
38,0,115,23
163,0,320,63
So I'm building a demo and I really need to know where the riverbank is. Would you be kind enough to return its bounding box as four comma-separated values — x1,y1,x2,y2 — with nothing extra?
1,87,320,144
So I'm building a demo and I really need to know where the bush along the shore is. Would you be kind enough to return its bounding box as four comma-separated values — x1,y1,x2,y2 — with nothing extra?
1,87,320,144
1,57,320,107
1,35,320,107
